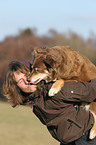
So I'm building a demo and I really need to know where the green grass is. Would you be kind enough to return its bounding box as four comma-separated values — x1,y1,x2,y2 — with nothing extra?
0,101,58,145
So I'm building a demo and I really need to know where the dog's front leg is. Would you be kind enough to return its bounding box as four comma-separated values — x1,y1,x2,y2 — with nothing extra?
49,79,64,96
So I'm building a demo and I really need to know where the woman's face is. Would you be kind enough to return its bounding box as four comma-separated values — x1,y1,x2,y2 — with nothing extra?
14,71,37,93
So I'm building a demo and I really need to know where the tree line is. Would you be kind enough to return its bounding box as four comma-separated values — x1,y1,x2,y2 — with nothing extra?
0,28,96,100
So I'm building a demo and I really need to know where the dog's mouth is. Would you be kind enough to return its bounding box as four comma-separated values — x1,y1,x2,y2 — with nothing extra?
31,78,41,84
30,73,51,84
30,77,45,84
30,70,52,84
28,80,39,85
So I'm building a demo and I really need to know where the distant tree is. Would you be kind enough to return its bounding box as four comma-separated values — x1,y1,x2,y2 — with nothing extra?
19,28,37,36
0,28,96,101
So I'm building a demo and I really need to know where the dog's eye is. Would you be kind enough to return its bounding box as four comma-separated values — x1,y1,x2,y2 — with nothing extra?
35,68,38,71
34,68,44,73
34,68,41,71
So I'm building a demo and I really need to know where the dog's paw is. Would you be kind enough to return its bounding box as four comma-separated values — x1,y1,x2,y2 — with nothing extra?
89,129,96,139
48,79,64,96
48,88,59,96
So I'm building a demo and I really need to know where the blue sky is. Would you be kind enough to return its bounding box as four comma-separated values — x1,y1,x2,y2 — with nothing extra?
0,0,96,41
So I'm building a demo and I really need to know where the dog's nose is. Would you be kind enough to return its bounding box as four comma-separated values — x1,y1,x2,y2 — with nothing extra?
27,79,30,82
27,75,31,82
27,78,33,85
27,78,31,83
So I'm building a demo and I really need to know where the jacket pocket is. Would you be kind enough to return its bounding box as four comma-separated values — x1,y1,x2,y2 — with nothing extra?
67,119,81,129
56,117,83,144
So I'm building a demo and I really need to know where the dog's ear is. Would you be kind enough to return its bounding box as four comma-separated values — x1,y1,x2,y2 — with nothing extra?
33,49,38,57
36,47,47,55
43,55,55,70
31,47,47,56
30,47,38,57
30,47,38,65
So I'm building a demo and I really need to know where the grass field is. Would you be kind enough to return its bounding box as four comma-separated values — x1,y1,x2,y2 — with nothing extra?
0,101,58,145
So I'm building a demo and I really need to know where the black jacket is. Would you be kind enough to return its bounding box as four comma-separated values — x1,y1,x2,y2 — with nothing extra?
28,80,96,144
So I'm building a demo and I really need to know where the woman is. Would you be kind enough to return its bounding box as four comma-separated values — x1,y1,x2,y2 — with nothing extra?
3,61,96,145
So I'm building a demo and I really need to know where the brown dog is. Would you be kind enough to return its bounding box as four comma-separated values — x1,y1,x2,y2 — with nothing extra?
30,46,96,139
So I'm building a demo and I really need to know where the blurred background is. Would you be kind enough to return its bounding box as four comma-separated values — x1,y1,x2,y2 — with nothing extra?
0,0,96,144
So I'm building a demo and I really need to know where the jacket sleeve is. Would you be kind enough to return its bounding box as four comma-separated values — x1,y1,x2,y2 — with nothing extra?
55,80,96,103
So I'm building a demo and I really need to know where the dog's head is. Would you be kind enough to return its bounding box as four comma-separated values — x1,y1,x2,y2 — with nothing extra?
29,48,56,84
29,46,68,84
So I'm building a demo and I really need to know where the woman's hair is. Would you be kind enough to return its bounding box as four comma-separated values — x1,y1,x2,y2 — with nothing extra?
3,61,31,107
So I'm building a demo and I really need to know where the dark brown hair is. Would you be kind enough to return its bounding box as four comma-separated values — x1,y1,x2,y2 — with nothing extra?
3,61,30,107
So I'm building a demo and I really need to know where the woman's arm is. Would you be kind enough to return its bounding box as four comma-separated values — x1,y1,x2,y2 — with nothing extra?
54,80,96,103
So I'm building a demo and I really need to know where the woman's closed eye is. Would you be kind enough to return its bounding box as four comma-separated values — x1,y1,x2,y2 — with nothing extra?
18,79,23,84
18,78,29,85
17,79,23,84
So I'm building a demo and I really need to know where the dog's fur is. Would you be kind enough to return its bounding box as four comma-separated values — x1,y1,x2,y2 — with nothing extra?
30,46,96,139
